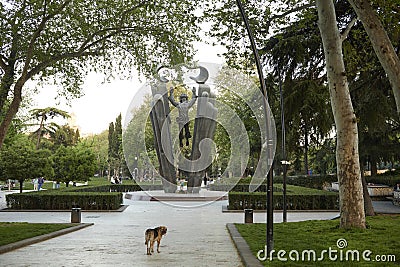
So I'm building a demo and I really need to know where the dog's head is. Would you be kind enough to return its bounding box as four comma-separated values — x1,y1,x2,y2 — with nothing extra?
158,226,167,236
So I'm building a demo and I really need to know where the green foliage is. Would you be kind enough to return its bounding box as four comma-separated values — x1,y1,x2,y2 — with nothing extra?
228,184,339,210
30,107,71,148
0,134,54,190
0,0,202,147
108,114,129,177
123,95,156,174
84,131,109,176
214,67,264,177
6,190,122,210
366,175,400,187
50,125,80,148
70,184,163,192
205,0,400,174
211,174,338,190
4,183,163,210
53,143,96,185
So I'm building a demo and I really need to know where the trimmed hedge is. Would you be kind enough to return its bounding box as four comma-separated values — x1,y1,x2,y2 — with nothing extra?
209,184,283,192
274,175,338,189
210,175,338,191
366,176,400,187
228,185,339,210
69,184,163,192
6,191,122,210
5,183,164,210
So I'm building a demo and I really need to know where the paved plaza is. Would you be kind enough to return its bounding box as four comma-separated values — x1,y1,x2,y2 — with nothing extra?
0,190,340,267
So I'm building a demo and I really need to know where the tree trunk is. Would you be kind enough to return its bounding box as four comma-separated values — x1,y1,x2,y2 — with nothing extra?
0,83,23,149
316,0,366,228
36,116,45,149
370,157,378,176
19,179,23,193
304,120,309,175
361,166,375,216
348,0,400,117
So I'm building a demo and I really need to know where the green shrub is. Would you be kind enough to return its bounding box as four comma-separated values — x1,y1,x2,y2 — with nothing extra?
366,175,400,187
228,185,339,210
6,190,122,210
210,184,283,192
210,175,338,191
5,183,164,210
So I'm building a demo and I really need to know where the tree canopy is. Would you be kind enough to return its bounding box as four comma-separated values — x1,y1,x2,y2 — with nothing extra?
0,134,53,192
0,0,202,147
53,143,96,186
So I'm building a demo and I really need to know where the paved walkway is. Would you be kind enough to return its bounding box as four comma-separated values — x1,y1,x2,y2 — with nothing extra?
0,191,339,267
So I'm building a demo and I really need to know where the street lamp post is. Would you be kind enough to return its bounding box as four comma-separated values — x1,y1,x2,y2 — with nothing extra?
236,0,274,253
133,155,138,180
278,63,288,223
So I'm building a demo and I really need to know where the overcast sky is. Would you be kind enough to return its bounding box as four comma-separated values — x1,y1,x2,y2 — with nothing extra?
32,41,226,135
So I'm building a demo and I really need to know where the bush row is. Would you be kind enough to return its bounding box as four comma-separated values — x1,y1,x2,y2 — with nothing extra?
211,174,399,191
209,184,283,192
68,184,163,192
6,191,122,210
228,191,339,210
210,175,338,191
366,176,400,187
5,184,165,210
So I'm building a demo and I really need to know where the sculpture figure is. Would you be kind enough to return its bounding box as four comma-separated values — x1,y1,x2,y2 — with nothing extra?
168,87,197,147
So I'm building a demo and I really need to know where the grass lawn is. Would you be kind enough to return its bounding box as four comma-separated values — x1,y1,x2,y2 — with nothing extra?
0,222,75,246
235,215,399,266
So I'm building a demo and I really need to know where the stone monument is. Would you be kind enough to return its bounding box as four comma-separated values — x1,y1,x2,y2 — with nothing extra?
149,65,217,193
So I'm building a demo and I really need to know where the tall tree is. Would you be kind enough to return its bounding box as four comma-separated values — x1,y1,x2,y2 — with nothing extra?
53,143,96,186
0,0,201,148
316,0,365,228
86,130,109,177
0,134,53,192
30,107,70,148
347,0,400,116
107,121,115,180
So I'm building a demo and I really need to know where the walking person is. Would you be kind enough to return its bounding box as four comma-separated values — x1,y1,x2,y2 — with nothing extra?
33,178,38,191
37,177,44,191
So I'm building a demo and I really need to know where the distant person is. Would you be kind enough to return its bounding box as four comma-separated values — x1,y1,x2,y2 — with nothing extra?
33,178,38,191
394,183,400,191
37,177,44,191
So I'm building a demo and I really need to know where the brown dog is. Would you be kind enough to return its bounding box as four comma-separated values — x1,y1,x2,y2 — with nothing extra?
145,226,167,255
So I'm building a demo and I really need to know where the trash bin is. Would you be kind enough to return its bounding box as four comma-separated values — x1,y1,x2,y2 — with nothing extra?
244,209,253,223
71,208,81,223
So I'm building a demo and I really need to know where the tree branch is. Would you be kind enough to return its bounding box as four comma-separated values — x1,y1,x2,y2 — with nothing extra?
78,25,145,52
118,3,149,26
20,0,72,82
260,2,316,34
270,3,315,21
0,57,6,71
341,17,358,42
27,51,99,80
27,24,145,81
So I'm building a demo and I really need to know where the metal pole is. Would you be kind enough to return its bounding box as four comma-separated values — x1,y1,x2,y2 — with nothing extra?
236,0,274,253
278,64,287,222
